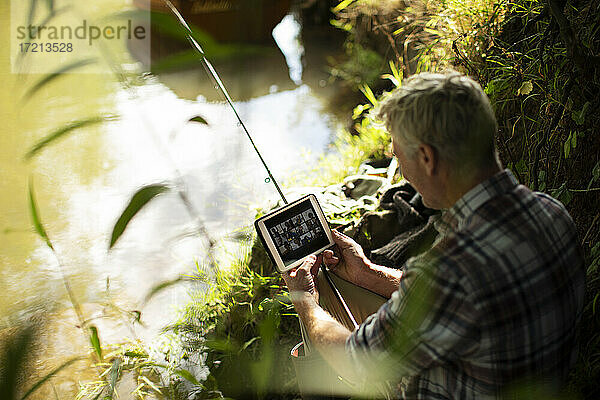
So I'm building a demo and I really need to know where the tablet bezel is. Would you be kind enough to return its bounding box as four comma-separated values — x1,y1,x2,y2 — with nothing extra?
255,194,334,273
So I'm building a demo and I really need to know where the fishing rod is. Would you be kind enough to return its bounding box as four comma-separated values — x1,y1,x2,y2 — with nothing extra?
163,0,288,204
162,0,358,329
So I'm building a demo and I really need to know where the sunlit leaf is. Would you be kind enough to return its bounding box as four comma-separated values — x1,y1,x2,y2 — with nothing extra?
24,115,116,160
330,18,353,32
20,357,82,400
188,115,208,124
109,184,171,249
352,104,370,120
174,368,202,386
332,0,355,13
382,60,402,87
23,58,97,100
393,26,405,36
360,84,377,106
89,325,102,361
239,336,260,353
28,179,53,250
517,80,533,96
124,350,148,358
139,375,162,393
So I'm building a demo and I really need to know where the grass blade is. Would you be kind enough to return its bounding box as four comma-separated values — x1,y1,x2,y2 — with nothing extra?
28,178,53,250
109,184,171,249
23,58,97,100
20,357,83,400
89,325,102,361
24,115,115,160
106,358,121,399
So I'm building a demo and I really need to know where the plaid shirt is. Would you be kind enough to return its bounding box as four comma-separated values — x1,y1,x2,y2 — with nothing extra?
347,170,585,399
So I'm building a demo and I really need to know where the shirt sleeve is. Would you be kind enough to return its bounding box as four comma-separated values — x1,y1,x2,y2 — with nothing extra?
346,254,480,384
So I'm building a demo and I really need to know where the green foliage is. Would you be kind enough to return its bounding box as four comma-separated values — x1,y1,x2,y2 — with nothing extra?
327,1,600,398
174,254,301,399
330,41,385,90
89,325,103,361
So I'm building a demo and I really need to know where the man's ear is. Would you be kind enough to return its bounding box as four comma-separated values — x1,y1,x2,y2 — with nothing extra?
418,143,438,176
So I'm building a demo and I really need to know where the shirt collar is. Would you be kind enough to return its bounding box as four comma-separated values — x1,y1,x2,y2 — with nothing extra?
434,169,519,236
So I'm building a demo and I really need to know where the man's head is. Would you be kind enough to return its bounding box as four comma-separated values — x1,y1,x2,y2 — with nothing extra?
377,71,501,209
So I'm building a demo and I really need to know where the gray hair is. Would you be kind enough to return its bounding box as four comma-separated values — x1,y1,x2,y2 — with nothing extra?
377,71,499,172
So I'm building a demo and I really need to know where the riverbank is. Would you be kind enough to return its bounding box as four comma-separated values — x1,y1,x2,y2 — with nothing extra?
170,0,600,399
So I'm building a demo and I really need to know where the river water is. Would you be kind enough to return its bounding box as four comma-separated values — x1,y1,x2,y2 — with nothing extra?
0,0,343,387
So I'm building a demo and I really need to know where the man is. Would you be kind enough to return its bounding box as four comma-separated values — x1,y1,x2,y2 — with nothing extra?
282,71,586,398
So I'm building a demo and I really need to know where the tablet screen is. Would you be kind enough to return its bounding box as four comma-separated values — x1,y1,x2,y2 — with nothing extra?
263,197,330,267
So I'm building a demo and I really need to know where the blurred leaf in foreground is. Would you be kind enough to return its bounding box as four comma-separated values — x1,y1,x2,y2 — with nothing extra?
22,58,97,101
89,325,102,361
109,184,171,249
28,178,53,250
20,357,82,400
189,115,208,124
24,115,117,160
0,324,34,400
143,276,186,304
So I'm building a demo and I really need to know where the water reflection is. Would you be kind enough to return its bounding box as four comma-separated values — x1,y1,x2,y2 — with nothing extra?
1,2,340,332
0,1,350,397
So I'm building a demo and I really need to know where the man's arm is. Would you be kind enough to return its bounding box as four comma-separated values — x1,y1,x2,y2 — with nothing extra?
282,257,359,381
290,291,359,380
324,230,403,298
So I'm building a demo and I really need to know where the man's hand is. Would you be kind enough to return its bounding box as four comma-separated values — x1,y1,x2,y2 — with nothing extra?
323,230,372,284
282,254,322,303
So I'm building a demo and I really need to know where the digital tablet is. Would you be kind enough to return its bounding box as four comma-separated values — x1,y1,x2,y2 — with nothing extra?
255,194,334,273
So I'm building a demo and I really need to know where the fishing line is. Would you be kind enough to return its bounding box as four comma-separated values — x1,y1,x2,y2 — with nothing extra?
163,0,288,205
162,0,357,328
